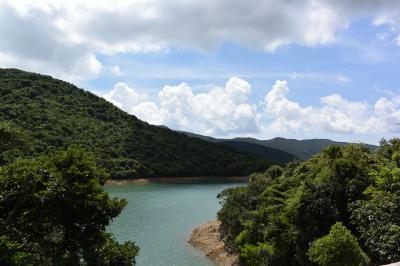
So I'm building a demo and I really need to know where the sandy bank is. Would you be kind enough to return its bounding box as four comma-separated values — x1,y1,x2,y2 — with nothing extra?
189,221,240,266
105,176,248,186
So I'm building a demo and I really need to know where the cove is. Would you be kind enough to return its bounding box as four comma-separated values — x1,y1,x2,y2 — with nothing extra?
106,181,242,266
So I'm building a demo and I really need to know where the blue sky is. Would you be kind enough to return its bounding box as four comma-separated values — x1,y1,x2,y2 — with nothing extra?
1,1,400,144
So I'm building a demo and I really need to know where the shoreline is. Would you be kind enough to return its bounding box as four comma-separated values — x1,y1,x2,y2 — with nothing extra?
189,221,239,266
105,176,248,185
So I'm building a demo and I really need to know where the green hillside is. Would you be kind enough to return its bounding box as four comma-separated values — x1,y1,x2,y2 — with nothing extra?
0,68,269,179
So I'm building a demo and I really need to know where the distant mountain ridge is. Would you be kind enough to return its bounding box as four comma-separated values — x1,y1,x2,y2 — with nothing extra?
180,132,378,161
176,131,297,165
234,137,348,160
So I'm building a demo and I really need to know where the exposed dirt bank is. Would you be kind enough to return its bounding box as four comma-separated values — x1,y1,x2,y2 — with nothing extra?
189,221,240,266
105,176,248,186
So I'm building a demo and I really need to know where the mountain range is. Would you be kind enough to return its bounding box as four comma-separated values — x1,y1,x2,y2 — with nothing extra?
180,132,378,162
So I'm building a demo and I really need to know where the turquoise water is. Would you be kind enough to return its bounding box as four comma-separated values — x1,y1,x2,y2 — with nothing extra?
105,181,242,266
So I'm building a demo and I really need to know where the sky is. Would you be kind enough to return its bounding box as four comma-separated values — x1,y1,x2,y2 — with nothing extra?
1,1,400,144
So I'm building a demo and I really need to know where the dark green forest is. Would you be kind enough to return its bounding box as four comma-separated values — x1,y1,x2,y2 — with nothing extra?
218,139,400,265
0,68,269,179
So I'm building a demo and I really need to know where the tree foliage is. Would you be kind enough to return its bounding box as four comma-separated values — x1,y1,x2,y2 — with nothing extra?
350,138,400,264
0,122,29,166
0,68,269,179
308,222,369,266
0,147,138,265
218,140,400,265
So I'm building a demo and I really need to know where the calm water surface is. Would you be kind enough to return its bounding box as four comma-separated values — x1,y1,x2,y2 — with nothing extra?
106,181,242,266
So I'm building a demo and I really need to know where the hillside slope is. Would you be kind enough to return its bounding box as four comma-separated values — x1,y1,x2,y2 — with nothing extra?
0,68,269,178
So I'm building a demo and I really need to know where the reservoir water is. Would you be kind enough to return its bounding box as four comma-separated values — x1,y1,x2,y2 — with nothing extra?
105,181,242,266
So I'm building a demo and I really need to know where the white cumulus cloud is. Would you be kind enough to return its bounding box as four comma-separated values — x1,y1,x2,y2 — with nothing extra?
103,82,146,110
105,77,259,135
263,80,398,135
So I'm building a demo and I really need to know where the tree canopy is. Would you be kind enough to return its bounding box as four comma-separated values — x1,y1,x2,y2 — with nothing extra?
217,140,400,265
0,147,138,265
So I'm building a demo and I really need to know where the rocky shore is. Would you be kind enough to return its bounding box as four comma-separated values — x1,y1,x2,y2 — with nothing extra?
189,221,240,266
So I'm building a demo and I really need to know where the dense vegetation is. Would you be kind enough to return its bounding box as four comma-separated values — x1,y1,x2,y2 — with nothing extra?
0,125,138,265
217,139,400,265
0,68,269,179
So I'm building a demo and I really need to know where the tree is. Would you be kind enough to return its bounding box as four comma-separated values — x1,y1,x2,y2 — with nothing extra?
308,222,369,266
0,122,29,166
350,138,400,264
0,147,138,265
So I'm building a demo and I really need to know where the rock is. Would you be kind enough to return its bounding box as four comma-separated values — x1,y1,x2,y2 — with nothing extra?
189,221,240,266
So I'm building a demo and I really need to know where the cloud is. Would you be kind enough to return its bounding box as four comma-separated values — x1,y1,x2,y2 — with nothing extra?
103,82,146,110
263,80,399,134
104,77,259,135
1,0,400,81
131,102,164,125
264,80,315,132
372,12,400,45
336,74,351,82
0,1,102,81
110,65,123,76
225,77,252,104
395,34,400,46
140,78,259,135
374,97,400,130
99,77,400,141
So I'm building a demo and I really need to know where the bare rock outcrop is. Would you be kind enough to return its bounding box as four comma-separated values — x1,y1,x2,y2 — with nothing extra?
189,221,240,266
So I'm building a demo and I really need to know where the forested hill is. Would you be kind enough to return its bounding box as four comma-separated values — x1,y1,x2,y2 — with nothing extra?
0,68,269,179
